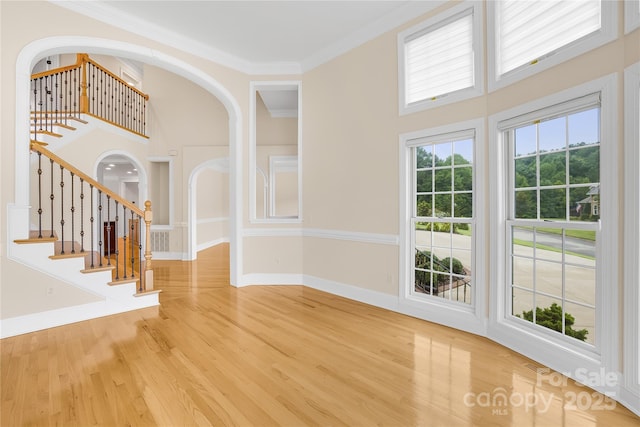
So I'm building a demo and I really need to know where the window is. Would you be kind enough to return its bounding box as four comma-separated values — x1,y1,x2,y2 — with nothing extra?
488,0,616,91
505,101,601,346
398,2,483,114
625,0,640,34
411,130,475,306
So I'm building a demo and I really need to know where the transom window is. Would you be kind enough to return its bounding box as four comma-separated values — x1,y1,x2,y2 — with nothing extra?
488,0,616,91
398,2,482,114
412,132,474,305
504,100,601,346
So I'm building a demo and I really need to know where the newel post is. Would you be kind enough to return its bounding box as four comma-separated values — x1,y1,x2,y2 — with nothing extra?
77,53,89,114
143,200,154,290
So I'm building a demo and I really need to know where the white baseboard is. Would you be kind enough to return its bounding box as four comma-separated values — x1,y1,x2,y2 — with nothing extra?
196,238,229,252
241,273,304,287
619,385,640,417
152,251,187,260
0,295,159,339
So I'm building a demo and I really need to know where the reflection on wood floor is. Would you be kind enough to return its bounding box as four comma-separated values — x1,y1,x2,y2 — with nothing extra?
1,244,638,426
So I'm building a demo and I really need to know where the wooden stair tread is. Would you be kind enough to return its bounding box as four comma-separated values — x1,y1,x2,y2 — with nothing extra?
14,230,58,244
30,130,62,138
49,241,86,259
108,277,139,286
134,289,162,297
65,116,89,125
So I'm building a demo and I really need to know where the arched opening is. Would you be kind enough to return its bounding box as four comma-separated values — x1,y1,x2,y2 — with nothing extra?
15,37,243,285
188,158,230,260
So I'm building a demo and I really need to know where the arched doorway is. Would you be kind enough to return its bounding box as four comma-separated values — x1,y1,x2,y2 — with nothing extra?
15,37,243,285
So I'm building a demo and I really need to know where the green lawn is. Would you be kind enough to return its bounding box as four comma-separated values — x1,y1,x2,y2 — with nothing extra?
512,238,595,260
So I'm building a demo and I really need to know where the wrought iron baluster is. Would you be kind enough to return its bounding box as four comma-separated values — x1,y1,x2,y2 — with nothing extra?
70,172,75,253
33,79,38,140
98,190,103,267
54,73,60,126
44,75,50,134
64,70,69,124
73,67,79,118
123,205,128,279
106,195,111,266
37,152,43,238
49,158,54,238
130,210,136,280
90,184,95,268
138,213,143,292
114,200,119,280
59,165,65,254
80,178,85,253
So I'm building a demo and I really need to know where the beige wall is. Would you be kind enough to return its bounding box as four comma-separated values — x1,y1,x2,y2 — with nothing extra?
302,1,639,298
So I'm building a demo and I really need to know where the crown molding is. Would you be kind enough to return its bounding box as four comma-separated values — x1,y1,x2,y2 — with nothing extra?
49,0,301,75
300,0,445,72
50,0,443,76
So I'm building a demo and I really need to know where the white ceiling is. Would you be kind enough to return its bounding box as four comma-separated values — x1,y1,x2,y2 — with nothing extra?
53,0,443,74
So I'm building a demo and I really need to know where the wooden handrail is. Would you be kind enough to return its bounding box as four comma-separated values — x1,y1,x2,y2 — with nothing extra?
83,54,149,100
30,141,143,217
31,61,82,80
32,54,149,100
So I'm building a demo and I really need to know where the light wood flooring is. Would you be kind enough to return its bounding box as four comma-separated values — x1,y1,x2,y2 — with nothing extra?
2,244,639,426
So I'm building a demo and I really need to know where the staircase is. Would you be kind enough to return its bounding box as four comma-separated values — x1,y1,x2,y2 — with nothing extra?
3,54,158,338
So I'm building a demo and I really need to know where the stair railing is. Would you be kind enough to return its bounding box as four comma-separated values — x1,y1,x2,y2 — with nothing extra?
30,141,154,293
30,53,149,140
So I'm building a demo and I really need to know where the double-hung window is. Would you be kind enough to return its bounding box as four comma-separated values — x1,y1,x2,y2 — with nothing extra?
399,2,482,114
411,130,475,306
489,0,616,90
501,95,603,347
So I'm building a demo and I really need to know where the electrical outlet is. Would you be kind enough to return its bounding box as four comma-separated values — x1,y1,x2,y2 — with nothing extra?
46,287,54,295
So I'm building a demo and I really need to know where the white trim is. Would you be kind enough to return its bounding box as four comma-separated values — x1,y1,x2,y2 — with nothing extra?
304,275,400,313
304,275,486,336
0,297,158,339
13,36,243,287
196,237,229,252
249,81,302,224
244,228,304,238
95,150,148,207
304,228,398,245
625,0,640,34
622,61,640,416
242,227,399,246
51,0,443,75
241,274,304,287
187,157,230,261
197,217,229,225
487,1,617,92
151,251,187,261
268,155,298,218
488,74,620,398
399,117,486,332
147,156,174,227
398,1,484,115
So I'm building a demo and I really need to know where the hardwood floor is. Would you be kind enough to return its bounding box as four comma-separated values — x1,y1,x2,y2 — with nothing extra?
2,244,638,426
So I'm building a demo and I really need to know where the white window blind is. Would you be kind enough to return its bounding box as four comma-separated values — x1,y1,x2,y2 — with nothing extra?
496,0,601,76
405,10,474,104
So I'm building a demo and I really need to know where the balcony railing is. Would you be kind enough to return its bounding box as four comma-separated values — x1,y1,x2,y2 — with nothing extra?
31,54,149,140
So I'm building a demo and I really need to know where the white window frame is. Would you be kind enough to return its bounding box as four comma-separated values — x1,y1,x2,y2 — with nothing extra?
622,61,640,412
398,1,483,115
399,118,486,336
487,1,617,92
625,0,640,34
489,74,619,397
